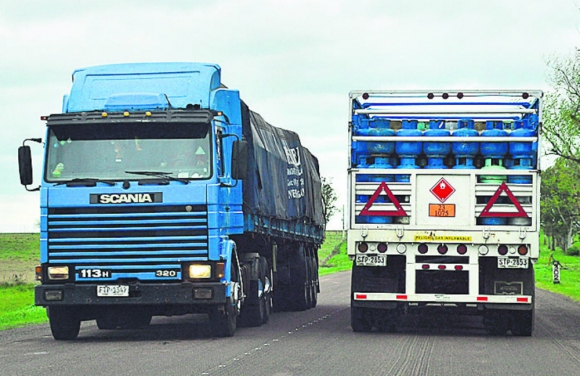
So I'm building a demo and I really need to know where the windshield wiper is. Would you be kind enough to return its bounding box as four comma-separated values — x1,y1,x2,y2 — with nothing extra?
54,178,116,187
125,170,189,185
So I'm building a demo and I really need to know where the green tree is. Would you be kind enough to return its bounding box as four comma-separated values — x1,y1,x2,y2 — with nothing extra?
541,158,580,250
321,177,338,228
543,50,580,163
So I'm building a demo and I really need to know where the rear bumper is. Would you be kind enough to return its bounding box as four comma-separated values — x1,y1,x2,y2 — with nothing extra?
352,292,534,311
35,282,227,306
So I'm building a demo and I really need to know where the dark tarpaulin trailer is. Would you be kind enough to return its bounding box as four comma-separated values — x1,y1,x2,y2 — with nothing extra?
240,102,325,230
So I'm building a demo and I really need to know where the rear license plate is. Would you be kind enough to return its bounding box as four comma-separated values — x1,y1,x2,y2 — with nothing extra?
97,285,129,297
356,254,386,266
497,257,528,269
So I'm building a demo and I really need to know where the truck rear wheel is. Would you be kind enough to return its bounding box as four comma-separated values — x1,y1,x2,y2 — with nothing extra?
309,255,318,308
48,306,81,340
239,280,265,327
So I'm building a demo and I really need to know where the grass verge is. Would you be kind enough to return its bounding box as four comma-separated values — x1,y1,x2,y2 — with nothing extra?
536,243,580,303
0,283,47,330
319,230,351,276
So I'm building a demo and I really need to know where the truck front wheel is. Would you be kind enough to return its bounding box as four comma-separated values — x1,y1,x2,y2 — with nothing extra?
48,306,81,340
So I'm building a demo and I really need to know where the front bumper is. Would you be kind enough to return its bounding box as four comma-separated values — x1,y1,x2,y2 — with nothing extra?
35,282,227,306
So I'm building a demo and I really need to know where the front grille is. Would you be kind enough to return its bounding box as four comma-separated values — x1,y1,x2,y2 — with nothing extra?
46,205,208,281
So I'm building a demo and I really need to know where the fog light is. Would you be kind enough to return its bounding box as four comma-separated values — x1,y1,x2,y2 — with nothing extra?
193,288,213,299
48,266,69,280
189,264,211,279
44,290,63,301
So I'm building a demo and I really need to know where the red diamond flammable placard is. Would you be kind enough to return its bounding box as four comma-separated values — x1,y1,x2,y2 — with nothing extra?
430,178,455,203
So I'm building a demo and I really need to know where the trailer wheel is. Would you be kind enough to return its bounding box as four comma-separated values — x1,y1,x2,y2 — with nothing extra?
48,306,81,340
351,306,373,332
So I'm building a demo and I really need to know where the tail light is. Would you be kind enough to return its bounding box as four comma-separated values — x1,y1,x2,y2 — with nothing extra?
377,243,388,253
457,244,467,254
518,245,528,256
418,243,428,254
358,242,368,253
437,244,448,254
498,245,508,255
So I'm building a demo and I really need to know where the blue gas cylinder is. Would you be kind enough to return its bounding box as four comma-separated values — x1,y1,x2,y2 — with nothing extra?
424,119,451,169
367,119,395,155
452,119,479,169
480,121,508,159
395,120,422,181
508,117,537,184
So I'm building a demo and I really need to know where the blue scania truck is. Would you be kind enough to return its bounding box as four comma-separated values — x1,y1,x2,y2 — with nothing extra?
18,62,325,340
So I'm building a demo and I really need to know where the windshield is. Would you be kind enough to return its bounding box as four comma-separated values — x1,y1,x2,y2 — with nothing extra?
45,122,212,182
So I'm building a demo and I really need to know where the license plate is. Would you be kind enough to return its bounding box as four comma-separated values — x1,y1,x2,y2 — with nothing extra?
497,257,528,269
356,254,386,266
97,285,129,297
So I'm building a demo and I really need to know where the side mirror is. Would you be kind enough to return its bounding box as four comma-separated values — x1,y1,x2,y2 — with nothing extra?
18,145,33,186
231,140,248,181
18,138,42,191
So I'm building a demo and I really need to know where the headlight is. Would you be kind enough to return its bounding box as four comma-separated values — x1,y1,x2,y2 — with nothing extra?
189,264,212,279
47,266,69,280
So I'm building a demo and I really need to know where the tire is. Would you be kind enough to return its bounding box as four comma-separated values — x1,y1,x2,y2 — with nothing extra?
310,255,318,308
239,280,265,327
209,297,238,337
261,257,272,324
351,306,373,332
289,248,309,312
209,263,240,337
48,306,81,340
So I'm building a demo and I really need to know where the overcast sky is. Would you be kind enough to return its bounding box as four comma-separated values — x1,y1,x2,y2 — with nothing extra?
1,0,579,232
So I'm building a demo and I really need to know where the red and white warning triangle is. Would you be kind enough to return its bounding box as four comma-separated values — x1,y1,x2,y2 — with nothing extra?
360,181,407,217
479,182,528,218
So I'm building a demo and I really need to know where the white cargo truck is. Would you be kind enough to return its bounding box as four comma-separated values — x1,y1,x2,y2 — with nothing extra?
347,90,541,336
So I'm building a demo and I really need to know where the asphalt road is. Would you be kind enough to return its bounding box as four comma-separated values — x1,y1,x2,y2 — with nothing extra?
2,271,580,376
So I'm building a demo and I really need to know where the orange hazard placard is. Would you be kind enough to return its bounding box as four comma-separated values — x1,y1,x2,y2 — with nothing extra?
359,181,407,217
429,203,456,217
